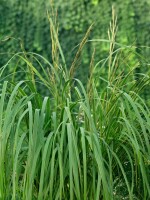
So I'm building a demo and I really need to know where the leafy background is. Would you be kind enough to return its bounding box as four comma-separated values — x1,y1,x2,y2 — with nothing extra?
0,0,150,97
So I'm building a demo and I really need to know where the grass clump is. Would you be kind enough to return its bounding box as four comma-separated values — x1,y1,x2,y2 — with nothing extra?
0,9,150,200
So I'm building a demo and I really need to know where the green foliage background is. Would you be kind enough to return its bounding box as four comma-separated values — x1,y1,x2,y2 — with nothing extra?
0,0,150,96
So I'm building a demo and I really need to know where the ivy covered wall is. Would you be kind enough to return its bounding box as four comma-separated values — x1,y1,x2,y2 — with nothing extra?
0,0,150,89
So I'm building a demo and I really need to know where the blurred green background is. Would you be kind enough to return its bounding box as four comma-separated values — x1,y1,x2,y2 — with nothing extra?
0,0,150,94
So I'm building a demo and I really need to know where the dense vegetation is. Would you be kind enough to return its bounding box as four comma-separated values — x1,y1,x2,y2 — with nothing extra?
0,1,150,200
